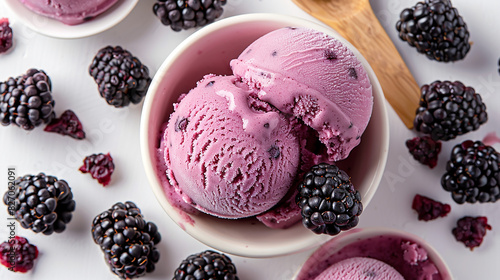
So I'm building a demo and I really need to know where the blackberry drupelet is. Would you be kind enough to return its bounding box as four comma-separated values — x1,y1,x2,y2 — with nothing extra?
452,216,491,250
441,140,500,204
0,18,13,53
173,250,239,280
296,163,363,235
92,201,161,279
412,194,451,221
0,69,55,130
89,46,151,108
153,0,227,32
396,0,470,62
0,236,38,273
3,173,75,235
79,153,115,186
44,109,86,139
414,81,487,141
406,136,442,168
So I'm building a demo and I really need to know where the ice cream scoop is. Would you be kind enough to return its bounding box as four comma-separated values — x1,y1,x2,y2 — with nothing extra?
19,0,119,25
314,257,404,280
231,27,373,162
163,74,300,219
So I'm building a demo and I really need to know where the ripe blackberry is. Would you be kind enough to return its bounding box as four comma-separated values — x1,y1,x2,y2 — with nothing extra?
0,68,55,130
44,109,86,139
3,173,75,235
0,236,38,273
153,0,227,32
412,194,451,221
414,81,487,141
396,0,470,62
91,201,161,279
89,46,151,108
296,163,363,235
0,18,13,54
79,153,115,186
173,250,239,280
452,216,491,250
441,140,500,204
406,136,442,168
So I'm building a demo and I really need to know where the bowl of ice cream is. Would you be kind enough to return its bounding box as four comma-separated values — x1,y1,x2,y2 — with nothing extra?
140,13,389,257
3,0,138,38
294,227,452,280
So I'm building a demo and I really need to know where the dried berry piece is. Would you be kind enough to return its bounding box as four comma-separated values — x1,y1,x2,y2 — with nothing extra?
79,153,115,186
0,236,38,273
0,18,13,54
452,216,491,250
44,109,85,139
406,136,442,168
412,194,450,221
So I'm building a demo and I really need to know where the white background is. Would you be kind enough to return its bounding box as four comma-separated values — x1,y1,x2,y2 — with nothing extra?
1,0,499,279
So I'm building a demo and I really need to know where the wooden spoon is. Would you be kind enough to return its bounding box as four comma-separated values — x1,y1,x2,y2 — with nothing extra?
292,0,420,129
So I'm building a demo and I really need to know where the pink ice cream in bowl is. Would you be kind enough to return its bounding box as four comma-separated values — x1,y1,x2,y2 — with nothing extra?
140,13,390,257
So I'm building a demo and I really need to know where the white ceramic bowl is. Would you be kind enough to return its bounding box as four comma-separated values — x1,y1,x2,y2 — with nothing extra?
3,0,138,39
293,227,453,279
140,13,389,258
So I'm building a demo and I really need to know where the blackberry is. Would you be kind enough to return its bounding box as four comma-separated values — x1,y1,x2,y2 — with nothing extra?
406,136,442,168
441,140,500,204
414,81,487,141
0,236,38,273
89,46,151,108
0,68,55,130
91,201,161,279
452,216,491,251
44,109,86,139
173,250,239,280
153,0,227,32
412,194,450,221
296,163,363,235
396,0,470,62
79,153,115,186
3,173,75,235
0,18,13,54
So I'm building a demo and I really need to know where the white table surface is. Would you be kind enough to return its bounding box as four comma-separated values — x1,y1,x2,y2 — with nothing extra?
1,0,499,279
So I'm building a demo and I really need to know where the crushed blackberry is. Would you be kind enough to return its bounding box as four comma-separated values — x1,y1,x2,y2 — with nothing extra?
412,194,450,221
0,18,13,54
0,236,38,273
44,109,85,139
0,69,55,130
441,140,500,204
91,201,161,279
414,81,487,141
89,46,151,108
296,163,363,235
396,0,470,62
3,173,75,235
153,0,227,31
79,153,115,186
406,136,442,168
452,216,491,250
173,250,239,280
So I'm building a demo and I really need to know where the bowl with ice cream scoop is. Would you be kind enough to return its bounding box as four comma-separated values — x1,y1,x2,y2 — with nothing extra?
293,227,453,280
140,13,389,257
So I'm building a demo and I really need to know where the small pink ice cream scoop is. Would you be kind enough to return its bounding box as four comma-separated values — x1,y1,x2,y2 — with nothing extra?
163,74,300,219
231,27,373,161
19,0,119,25
314,257,404,280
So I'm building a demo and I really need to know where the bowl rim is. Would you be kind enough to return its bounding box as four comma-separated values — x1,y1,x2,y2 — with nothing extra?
293,226,453,280
140,13,390,257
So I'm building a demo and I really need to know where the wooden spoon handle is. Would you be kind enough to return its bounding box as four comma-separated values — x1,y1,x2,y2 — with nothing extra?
318,6,420,129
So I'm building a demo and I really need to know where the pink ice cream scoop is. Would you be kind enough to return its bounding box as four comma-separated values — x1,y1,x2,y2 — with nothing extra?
314,257,404,280
163,74,300,219
231,27,373,161
19,0,119,25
